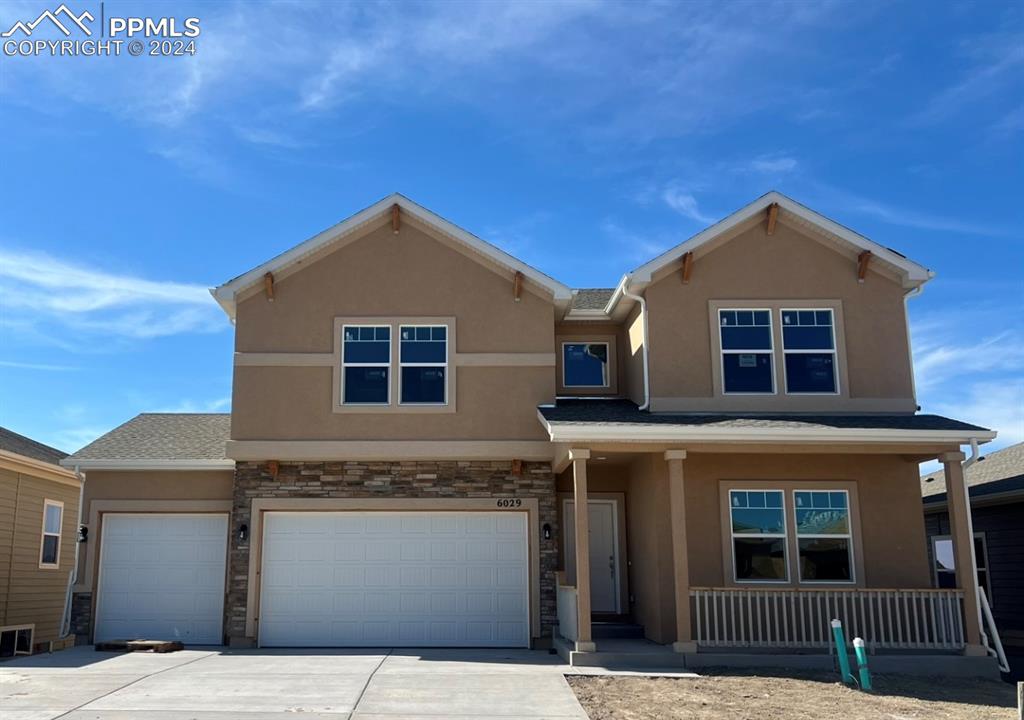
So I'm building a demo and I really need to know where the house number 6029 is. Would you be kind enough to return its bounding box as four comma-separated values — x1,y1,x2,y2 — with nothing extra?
495,498,522,508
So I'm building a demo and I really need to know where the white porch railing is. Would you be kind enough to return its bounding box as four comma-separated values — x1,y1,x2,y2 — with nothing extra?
556,572,579,642
691,587,966,651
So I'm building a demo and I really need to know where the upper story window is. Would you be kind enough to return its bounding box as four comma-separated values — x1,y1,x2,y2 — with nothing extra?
719,309,774,394
562,342,609,388
730,490,788,582
39,499,63,568
400,326,447,404
342,325,391,405
782,310,837,394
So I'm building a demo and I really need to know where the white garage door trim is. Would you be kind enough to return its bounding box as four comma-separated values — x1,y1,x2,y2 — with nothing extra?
94,513,228,644
258,511,530,648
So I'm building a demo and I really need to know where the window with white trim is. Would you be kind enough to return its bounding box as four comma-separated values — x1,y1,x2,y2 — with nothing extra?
932,533,991,603
781,309,837,394
729,490,788,581
39,499,63,568
793,490,853,582
719,309,774,394
399,325,447,404
342,325,391,405
562,342,609,388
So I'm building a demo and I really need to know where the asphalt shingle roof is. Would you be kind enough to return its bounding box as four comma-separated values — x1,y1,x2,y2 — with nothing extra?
0,426,68,466
539,399,991,432
921,441,1024,501
64,414,231,462
571,289,615,311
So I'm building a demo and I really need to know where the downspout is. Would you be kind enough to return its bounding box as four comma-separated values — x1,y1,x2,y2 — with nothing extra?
621,274,650,411
903,284,924,409
59,466,85,639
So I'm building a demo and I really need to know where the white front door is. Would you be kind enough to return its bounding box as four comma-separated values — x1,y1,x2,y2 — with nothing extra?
258,511,529,647
564,500,619,613
95,514,228,644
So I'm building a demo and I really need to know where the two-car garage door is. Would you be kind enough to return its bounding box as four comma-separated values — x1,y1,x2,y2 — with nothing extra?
259,511,529,647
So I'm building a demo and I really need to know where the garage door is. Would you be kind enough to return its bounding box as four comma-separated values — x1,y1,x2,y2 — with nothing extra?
259,511,529,647
95,514,227,644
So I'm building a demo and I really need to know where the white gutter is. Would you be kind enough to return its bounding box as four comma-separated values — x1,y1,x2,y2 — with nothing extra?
59,458,235,471
538,415,996,445
621,274,650,411
59,466,85,639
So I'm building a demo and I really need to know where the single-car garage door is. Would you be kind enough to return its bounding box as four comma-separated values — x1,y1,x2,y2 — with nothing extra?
259,511,529,647
95,514,227,644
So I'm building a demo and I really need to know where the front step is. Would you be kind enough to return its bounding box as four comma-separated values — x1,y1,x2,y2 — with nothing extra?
592,622,645,640
553,634,687,669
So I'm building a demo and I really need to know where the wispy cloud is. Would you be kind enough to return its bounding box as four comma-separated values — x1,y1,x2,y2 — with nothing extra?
0,359,77,371
746,154,799,174
661,185,717,225
150,397,231,413
0,248,226,343
909,35,1024,127
600,219,673,265
810,183,1004,236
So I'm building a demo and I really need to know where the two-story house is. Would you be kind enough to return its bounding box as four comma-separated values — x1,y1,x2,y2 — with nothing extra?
61,192,997,670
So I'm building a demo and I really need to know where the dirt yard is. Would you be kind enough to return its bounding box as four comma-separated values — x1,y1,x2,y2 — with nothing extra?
567,670,1018,720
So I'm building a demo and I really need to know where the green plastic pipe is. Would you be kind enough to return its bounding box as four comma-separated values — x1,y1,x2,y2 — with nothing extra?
853,637,872,691
831,619,854,684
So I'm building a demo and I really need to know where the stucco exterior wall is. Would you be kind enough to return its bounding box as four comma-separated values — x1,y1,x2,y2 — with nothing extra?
643,219,916,412
559,451,931,644
71,469,234,641
231,218,556,442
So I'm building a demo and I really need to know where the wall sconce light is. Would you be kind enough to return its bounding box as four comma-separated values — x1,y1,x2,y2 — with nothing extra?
542,523,552,540
238,523,248,542
78,525,88,543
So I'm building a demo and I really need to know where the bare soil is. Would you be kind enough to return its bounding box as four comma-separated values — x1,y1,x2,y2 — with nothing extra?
567,670,1018,720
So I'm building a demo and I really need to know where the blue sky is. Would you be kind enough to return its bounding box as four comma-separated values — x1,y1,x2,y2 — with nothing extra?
0,0,1021,463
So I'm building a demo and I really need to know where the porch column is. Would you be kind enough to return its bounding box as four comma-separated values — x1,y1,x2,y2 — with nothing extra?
666,450,695,653
570,448,595,651
941,450,985,655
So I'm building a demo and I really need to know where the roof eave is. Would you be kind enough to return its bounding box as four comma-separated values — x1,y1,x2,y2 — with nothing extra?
59,458,236,471
211,193,573,319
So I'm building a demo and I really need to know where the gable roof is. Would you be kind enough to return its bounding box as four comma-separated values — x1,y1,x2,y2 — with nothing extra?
922,441,1024,502
211,193,573,320
61,414,233,470
0,426,67,466
604,191,934,316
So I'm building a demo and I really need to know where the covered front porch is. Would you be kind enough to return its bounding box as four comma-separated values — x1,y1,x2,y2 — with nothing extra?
545,435,994,671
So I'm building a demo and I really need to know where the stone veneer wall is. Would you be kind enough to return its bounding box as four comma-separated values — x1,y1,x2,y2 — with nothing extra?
226,460,558,645
70,592,92,644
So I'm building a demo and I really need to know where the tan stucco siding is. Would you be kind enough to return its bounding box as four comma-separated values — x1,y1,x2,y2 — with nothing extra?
0,467,80,645
553,321,628,397
77,470,234,593
235,219,554,355
644,220,915,410
624,304,645,405
232,219,556,441
231,366,551,440
683,453,931,590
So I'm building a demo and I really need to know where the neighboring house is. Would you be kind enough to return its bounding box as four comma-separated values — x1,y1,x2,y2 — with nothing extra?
922,442,1024,650
61,191,996,670
0,427,80,656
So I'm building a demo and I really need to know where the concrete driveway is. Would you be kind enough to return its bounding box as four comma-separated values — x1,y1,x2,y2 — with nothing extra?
0,646,588,719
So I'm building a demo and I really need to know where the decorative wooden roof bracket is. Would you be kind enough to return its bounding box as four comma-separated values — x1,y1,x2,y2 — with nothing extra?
680,251,694,284
766,203,779,235
857,250,872,283
513,271,524,302
263,272,275,301
391,203,401,233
